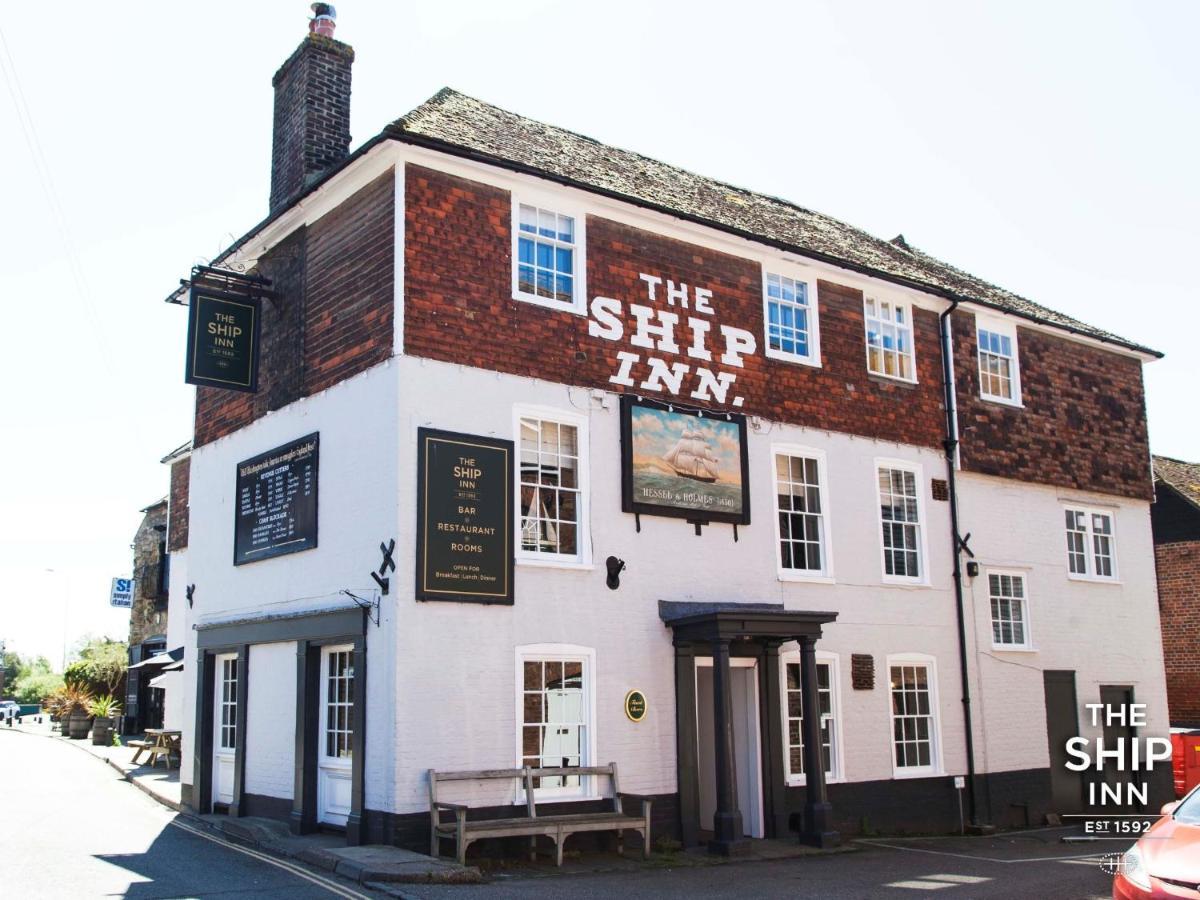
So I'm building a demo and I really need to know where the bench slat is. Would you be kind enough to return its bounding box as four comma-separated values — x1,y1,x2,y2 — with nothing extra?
432,768,527,782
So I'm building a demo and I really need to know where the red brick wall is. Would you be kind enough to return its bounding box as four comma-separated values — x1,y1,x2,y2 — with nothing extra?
952,313,1152,500
193,171,394,447
1157,541,1200,725
403,165,947,449
168,458,190,552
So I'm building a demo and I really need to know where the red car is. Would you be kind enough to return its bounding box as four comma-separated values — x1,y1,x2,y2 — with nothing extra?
1114,789,1200,898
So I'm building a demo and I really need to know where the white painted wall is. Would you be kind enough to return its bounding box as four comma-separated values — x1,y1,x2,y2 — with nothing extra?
244,641,298,800
183,360,400,801
166,546,192,781
387,356,968,814
957,473,1168,775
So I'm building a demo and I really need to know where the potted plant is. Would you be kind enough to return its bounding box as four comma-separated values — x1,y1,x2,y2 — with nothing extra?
63,686,94,739
89,695,121,746
43,690,66,729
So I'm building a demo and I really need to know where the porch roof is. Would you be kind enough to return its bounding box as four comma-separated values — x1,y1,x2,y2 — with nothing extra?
658,601,837,644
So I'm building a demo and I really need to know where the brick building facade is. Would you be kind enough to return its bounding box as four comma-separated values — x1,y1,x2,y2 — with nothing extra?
164,15,1171,858
1152,456,1200,726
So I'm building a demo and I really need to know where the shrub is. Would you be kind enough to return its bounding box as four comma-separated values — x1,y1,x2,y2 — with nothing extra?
12,671,63,705
88,694,122,719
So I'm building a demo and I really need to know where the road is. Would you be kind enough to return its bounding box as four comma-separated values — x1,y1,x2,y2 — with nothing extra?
0,728,378,899
0,726,1119,898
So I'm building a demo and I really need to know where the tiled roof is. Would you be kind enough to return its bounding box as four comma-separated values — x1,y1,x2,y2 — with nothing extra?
1154,455,1200,510
389,88,1159,357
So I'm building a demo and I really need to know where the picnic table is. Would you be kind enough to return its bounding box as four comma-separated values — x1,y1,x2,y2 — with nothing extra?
130,729,181,768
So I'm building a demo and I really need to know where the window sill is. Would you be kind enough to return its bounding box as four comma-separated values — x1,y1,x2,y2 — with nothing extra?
765,348,821,368
516,557,595,572
786,776,843,788
991,644,1037,653
777,571,836,585
979,394,1024,409
891,767,943,781
867,372,919,389
881,576,933,589
516,790,599,805
511,291,586,316
1066,574,1121,585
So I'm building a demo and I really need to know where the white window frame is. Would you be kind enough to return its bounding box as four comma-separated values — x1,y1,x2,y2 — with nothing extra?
975,315,1022,406
511,192,587,315
986,569,1034,651
780,649,843,786
513,404,592,569
863,293,918,383
771,444,835,583
514,643,598,802
1063,505,1120,582
874,458,930,586
886,653,943,779
761,262,822,367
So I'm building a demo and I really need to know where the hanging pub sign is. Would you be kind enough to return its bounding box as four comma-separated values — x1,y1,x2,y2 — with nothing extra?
620,396,750,525
416,428,514,605
233,433,319,566
185,285,262,393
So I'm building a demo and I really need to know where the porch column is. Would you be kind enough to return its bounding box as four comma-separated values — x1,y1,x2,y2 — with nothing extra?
798,635,839,848
710,638,749,856
761,640,789,838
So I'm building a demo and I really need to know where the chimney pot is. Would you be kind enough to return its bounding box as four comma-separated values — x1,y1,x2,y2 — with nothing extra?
309,3,337,38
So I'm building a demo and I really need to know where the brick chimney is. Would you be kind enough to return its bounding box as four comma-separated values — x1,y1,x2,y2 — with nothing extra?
269,4,354,212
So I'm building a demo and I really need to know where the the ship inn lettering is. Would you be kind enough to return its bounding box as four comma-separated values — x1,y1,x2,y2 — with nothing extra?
416,428,514,605
589,273,757,408
620,396,751,525
185,287,261,393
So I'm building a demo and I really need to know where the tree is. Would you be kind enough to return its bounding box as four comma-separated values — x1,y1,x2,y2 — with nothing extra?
64,638,128,695
12,671,63,705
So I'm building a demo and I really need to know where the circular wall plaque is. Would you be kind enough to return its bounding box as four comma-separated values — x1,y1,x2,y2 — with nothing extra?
624,689,648,723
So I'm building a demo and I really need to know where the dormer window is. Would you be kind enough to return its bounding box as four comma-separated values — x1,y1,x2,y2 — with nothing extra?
512,198,586,314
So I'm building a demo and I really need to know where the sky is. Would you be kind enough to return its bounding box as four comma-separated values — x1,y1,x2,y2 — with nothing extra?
0,1,1196,666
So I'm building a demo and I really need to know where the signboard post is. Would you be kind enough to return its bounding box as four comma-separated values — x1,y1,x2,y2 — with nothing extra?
185,286,262,393
234,434,319,566
110,578,134,608
416,428,514,605
620,396,751,525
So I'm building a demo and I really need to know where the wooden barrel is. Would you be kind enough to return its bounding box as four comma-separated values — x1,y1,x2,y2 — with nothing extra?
68,712,92,739
91,718,112,745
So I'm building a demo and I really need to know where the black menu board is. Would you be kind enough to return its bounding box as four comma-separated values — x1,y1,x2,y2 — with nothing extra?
416,428,513,604
234,433,319,565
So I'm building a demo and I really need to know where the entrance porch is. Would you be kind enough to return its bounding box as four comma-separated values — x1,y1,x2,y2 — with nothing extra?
661,602,839,855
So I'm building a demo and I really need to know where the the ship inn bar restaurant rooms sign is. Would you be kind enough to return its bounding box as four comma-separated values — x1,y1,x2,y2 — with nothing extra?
620,396,750,526
416,428,514,604
234,434,319,565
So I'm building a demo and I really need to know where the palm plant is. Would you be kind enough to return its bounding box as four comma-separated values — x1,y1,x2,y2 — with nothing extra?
88,695,121,719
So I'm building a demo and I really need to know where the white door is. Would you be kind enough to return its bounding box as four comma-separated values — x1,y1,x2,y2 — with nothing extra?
695,658,764,839
317,645,354,827
212,653,238,807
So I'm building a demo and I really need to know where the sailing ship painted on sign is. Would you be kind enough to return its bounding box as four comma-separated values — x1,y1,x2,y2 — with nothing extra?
663,426,720,483
623,400,748,521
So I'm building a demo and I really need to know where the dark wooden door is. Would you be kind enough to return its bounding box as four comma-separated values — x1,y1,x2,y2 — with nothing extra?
1043,670,1084,814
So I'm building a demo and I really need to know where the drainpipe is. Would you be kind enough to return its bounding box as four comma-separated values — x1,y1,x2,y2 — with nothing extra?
939,299,980,827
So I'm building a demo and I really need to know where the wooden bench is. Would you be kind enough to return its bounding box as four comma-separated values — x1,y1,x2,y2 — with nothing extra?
429,763,653,866
128,740,153,765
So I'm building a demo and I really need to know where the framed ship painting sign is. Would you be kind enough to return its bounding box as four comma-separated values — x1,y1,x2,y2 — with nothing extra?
620,396,750,525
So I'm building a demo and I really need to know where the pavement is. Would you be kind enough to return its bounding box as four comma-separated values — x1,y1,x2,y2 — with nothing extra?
1,717,1122,898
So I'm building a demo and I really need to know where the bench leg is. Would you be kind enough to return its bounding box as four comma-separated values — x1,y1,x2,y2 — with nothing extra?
642,827,650,860
529,835,537,862
556,832,564,867
456,814,467,867
617,829,624,857
430,826,438,859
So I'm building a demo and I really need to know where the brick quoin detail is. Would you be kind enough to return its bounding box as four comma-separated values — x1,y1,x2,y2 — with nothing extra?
168,457,190,552
1156,541,1200,725
403,164,947,449
952,312,1152,500
193,171,394,447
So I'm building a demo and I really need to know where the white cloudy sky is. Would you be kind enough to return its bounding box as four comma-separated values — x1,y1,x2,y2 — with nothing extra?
1,1,1196,665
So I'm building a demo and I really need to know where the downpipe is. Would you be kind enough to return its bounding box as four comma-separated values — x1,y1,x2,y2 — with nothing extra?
939,299,981,827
